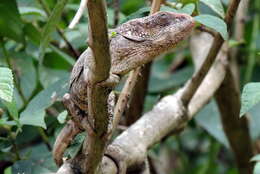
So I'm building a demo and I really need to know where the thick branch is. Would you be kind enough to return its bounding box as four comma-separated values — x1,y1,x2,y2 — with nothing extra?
80,0,111,173
55,45,229,174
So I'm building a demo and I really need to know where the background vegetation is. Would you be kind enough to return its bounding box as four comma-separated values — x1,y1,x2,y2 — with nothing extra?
0,0,259,173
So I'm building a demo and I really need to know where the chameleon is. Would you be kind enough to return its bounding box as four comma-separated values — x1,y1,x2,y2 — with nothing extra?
53,11,195,166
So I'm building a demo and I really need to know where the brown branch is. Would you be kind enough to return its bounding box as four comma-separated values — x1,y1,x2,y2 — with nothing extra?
181,0,242,106
215,68,254,174
75,0,112,173
112,69,140,133
113,0,120,27
214,1,254,173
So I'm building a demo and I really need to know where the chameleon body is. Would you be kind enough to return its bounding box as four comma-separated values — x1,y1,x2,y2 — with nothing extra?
53,11,194,166
69,11,194,111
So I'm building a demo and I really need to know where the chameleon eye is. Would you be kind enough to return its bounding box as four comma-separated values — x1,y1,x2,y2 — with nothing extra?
160,13,167,18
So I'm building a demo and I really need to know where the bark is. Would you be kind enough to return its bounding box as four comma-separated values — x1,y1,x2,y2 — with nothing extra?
76,0,112,173
215,68,254,174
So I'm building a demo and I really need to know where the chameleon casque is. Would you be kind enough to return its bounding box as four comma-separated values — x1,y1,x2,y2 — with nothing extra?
53,11,195,166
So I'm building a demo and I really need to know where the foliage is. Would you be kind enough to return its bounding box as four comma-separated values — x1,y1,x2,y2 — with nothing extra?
240,83,260,116
0,0,259,173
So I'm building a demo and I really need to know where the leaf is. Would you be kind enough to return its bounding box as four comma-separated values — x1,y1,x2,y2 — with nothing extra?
194,15,228,40
148,62,193,93
18,6,47,18
200,0,225,18
12,144,57,173
121,7,150,24
251,154,260,162
39,66,69,88
2,97,19,120
20,77,69,129
65,133,86,159
254,162,260,174
57,110,68,124
38,0,68,65
4,167,11,174
0,0,24,42
11,52,37,100
49,45,75,66
0,67,14,103
24,23,41,45
240,83,260,117
195,100,229,147
161,3,195,15
178,3,196,15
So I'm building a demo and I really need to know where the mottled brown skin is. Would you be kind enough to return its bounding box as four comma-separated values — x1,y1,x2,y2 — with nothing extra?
53,11,194,166
70,11,194,111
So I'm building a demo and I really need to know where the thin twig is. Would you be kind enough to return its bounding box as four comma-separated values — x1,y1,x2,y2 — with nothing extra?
111,68,140,135
68,0,88,29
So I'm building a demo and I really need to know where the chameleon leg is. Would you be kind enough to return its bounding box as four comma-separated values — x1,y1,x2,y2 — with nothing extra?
53,93,86,166
53,120,81,166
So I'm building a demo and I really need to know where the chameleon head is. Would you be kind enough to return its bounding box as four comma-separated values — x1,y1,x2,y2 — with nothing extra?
116,11,195,43
111,11,195,75
148,11,195,45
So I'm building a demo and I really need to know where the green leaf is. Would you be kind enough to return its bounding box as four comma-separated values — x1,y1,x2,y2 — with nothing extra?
0,0,24,42
0,67,14,103
121,7,150,24
161,3,195,15
57,110,68,124
195,100,229,147
65,133,86,159
11,52,37,100
12,144,57,173
20,77,69,129
2,97,18,120
39,66,69,88
19,6,47,18
251,154,260,162
240,83,260,117
149,62,193,93
194,15,228,40
50,45,75,66
39,0,68,65
254,162,260,174
4,167,11,174
24,23,41,45
200,0,225,18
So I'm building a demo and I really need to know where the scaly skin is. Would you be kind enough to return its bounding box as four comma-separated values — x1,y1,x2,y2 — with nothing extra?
53,11,195,166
